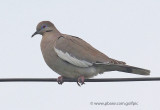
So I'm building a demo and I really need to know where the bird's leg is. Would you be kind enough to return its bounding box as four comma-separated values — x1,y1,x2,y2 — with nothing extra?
57,76,64,85
77,76,85,86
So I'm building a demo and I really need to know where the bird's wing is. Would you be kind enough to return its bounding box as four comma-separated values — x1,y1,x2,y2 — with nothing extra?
54,34,125,68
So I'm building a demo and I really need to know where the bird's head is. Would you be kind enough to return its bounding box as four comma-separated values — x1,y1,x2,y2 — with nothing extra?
31,21,55,37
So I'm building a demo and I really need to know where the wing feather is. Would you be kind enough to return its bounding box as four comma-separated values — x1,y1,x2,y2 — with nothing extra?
54,34,125,67
54,47,92,67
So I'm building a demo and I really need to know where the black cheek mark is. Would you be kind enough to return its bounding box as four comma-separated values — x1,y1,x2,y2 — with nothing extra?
46,30,53,32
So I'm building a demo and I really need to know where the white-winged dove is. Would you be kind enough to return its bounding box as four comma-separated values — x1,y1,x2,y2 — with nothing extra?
32,21,150,86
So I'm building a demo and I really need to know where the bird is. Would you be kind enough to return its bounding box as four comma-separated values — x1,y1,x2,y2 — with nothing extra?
32,21,150,86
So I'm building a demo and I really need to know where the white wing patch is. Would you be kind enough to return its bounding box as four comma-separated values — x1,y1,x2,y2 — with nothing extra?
54,48,93,67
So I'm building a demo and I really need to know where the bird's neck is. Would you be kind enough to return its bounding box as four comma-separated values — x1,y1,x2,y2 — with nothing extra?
41,31,61,50
43,29,61,39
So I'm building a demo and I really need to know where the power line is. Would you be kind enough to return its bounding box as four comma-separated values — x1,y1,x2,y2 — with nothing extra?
0,77,159,82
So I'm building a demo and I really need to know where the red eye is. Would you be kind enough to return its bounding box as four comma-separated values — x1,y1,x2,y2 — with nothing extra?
41,25,47,29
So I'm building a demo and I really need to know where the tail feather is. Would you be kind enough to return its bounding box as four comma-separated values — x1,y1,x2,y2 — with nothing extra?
115,65,150,75
97,64,150,75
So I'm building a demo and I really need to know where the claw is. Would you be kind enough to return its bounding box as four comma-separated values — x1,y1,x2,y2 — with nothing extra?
77,76,85,86
57,76,64,85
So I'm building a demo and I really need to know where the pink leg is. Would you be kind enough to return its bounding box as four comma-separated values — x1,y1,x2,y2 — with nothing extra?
57,76,64,85
77,76,85,86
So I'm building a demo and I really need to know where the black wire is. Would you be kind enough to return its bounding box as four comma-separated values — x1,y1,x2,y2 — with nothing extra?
0,77,159,82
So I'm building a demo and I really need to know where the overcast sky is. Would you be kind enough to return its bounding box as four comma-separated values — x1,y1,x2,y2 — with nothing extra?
0,0,160,110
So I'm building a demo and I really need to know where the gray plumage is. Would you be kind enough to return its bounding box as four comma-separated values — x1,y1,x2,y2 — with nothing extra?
32,21,150,80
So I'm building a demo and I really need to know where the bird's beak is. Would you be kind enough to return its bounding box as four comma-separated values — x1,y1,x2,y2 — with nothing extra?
31,31,38,38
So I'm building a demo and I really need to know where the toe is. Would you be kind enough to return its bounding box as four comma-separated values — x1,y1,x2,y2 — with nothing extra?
77,76,85,86
57,76,64,85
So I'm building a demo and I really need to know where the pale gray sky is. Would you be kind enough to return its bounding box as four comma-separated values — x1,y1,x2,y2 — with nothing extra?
0,0,160,110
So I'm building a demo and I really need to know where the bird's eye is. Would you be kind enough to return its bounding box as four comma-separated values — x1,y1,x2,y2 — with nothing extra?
41,25,47,29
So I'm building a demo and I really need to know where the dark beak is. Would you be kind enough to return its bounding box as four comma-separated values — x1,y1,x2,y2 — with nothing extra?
31,31,38,38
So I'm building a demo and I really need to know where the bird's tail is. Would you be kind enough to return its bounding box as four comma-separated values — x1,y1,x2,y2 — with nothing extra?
97,64,150,75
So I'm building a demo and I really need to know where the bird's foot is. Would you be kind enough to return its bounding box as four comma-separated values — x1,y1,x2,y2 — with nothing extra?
77,76,85,86
57,76,64,85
